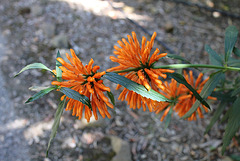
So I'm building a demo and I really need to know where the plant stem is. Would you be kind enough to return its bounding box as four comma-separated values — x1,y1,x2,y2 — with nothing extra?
112,64,240,73
153,64,240,71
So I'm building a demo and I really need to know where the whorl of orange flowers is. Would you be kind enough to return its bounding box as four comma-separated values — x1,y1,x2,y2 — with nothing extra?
107,32,174,111
52,49,113,122
154,71,217,121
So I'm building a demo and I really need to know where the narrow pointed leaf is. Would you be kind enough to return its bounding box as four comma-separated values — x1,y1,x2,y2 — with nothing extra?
166,53,191,64
103,72,171,102
164,107,173,130
167,72,210,109
224,26,238,62
205,102,226,134
231,86,240,97
205,45,223,66
222,97,240,154
25,86,57,103
233,47,240,57
60,87,92,109
29,86,52,91
228,59,240,67
182,72,224,119
211,91,236,102
15,63,54,77
46,97,66,157
107,91,115,106
56,51,62,82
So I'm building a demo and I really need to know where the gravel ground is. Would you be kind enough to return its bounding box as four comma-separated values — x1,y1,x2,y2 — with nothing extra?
0,0,239,160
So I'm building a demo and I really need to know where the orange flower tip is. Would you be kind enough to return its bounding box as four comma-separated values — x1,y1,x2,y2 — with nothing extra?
87,76,95,82
57,57,64,64
152,32,157,38
70,48,74,52
161,53,168,57
144,84,151,91
92,66,100,73
51,81,59,85
162,74,167,79
70,48,76,56
106,87,111,92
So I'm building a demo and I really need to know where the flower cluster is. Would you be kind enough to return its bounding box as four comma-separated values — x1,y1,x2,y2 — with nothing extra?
52,49,113,122
52,32,216,122
107,31,174,111
154,71,217,121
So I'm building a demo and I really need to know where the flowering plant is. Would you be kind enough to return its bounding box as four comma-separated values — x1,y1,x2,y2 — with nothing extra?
15,26,240,156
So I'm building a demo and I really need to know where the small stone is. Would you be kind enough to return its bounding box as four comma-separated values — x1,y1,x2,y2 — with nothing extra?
192,143,198,149
41,23,56,38
123,6,134,13
44,158,51,161
164,22,174,33
31,5,43,17
159,137,169,142
50,34,69,48
110,136,132,161
18,7,31,15
62,137,76,148
180,156,189,161
221,156,233,161
171,142,181,153
73,117,105,129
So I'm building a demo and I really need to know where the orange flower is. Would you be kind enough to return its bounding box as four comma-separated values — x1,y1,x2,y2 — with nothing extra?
154,71,217,121
107,32,174,111
174,70,216,121
52,49,113,122
154,78,184,121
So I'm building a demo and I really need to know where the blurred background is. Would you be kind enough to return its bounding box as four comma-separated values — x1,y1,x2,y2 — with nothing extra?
0,0,239,160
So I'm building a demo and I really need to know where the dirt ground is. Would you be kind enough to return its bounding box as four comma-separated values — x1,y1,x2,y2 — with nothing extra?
0,0,239,160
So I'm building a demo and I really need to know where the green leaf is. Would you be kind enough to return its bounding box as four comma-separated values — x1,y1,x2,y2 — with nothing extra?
103,72,171,102
46,97,66,157
228,59,240,67
205,102,226,134
56,51,62,82
211,91,236,102
233,47,240,57
167,72,210,109
25,86,57,103
60,87,92,109
29,86,52,91
182,72,224,119
205,45,223,66
15,63,54,77
231,86,240,97
221,107,231,123
222,97,240,154
225,26,238,62
230,154,240,161
166,53,191,64
107,91,115,106
164,107,173,130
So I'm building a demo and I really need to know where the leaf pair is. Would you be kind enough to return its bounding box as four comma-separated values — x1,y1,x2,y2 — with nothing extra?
206,25,239,66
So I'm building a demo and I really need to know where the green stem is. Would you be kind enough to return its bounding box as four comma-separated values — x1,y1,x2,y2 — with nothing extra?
153,64,240,71
112,64,240,73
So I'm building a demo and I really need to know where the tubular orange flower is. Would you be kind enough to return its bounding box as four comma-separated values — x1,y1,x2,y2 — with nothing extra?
52,49,113,122
107,32,174,111
154,78,184,121
154,71,217,121
174,70,217,121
